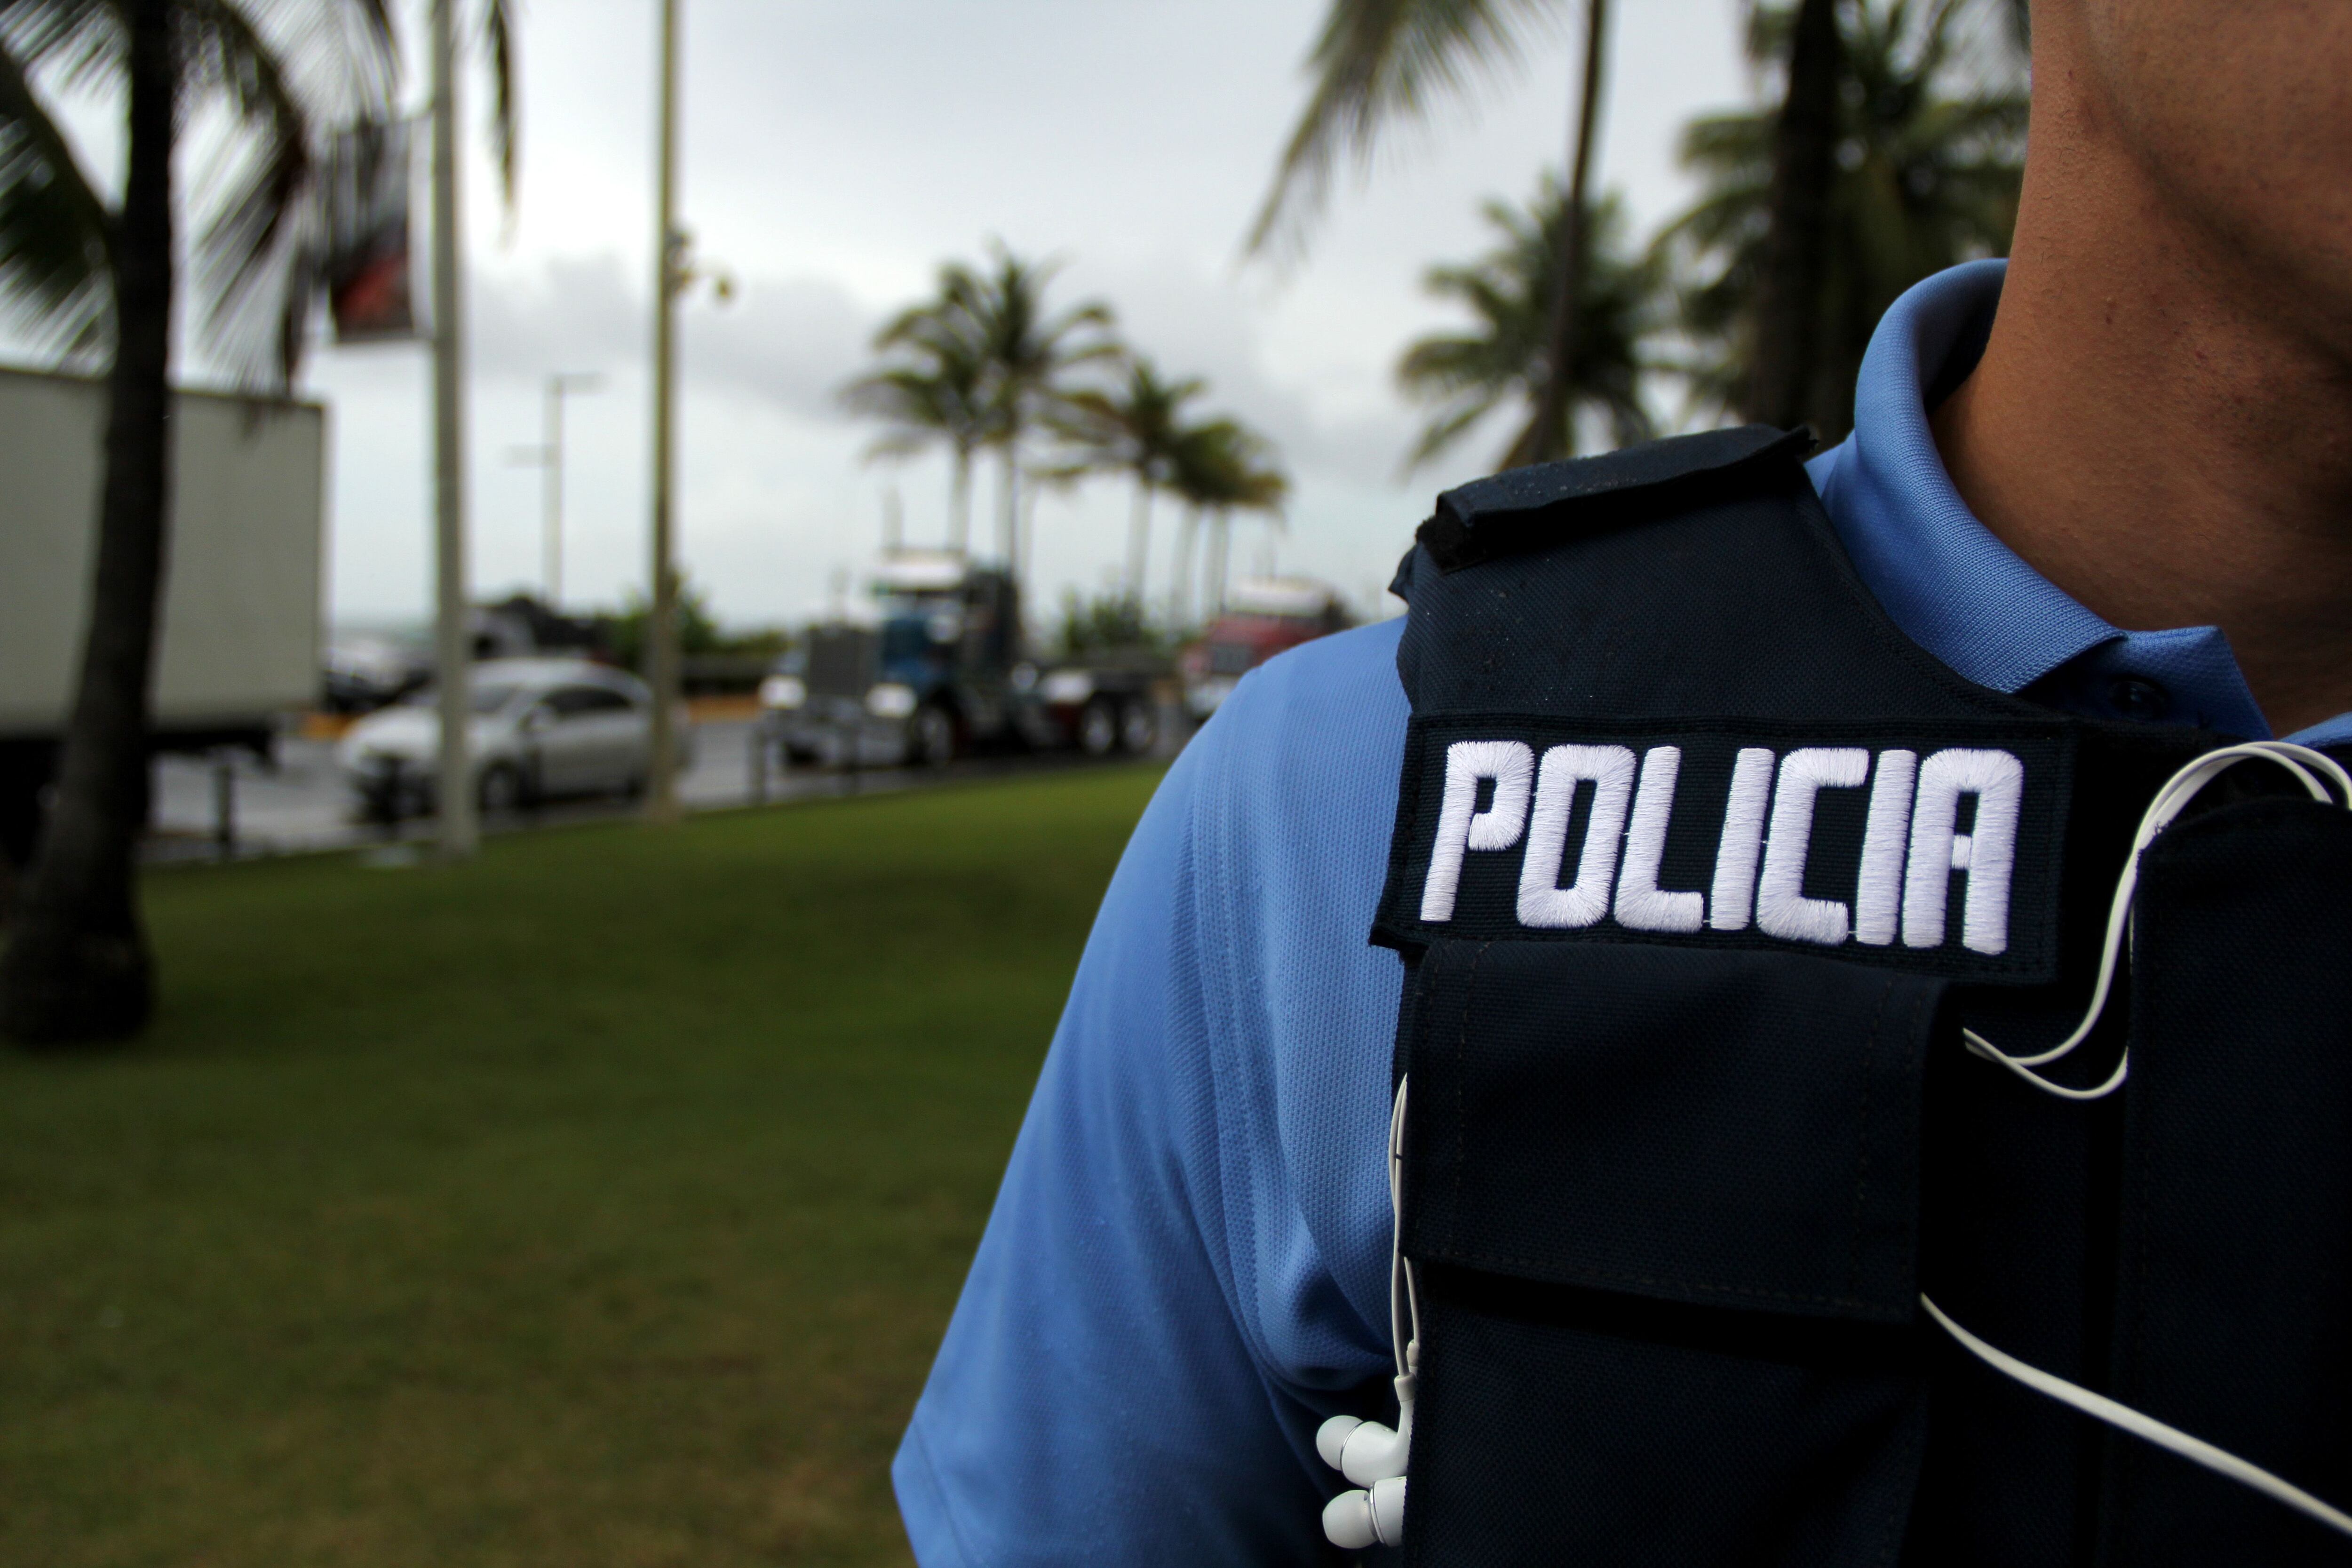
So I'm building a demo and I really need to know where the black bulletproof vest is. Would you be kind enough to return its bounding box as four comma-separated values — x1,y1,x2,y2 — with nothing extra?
1373,426,2352,1566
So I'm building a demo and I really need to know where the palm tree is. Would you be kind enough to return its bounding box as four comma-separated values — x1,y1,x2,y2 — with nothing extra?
842,246,1112,590
1659,0,2026,438
1162,414,1233,629
1064,357,1206,604
953,244,1117,579
1744,0,2026,428
0,0,512,1044
1398,181,1659,471
842,287,992,552
1169,417,1288,621
1250,0,2024,459
849,244,1115,585
1248,0,1615,468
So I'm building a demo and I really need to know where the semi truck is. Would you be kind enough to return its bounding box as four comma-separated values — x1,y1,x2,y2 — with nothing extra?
758,550,1168,767
0,366,326,870
1178,577,1356,720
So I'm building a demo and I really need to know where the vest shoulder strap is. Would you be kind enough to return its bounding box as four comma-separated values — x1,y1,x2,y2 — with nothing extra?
1414,425,1815,574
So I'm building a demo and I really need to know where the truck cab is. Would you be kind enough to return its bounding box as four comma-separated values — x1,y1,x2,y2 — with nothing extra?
760,551,1181,768
761,552,1021,767
1178,578,1355,719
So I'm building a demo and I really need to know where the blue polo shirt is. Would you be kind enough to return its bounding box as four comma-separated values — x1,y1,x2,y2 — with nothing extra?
892,260,2352,1568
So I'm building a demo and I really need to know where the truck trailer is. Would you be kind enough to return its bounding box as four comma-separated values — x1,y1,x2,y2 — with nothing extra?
0,366,326,871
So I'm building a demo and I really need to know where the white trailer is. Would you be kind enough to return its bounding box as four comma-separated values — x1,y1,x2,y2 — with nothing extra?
0,365,326,860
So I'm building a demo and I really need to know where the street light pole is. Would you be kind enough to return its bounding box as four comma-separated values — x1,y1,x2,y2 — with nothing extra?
516,372,602,609
429,0,476,859
645,0,683,825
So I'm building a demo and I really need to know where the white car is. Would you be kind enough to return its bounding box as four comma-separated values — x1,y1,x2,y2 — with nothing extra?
336,658,682,817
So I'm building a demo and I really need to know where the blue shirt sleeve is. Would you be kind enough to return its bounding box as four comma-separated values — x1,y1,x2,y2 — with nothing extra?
894,620,1415,1567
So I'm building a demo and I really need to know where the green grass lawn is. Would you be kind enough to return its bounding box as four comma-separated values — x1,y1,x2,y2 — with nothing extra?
0,766,1160,1568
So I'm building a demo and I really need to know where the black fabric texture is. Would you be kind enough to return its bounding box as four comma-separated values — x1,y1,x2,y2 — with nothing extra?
1419,425,1815,573
1409,1266,1928,1568
1901,1006,2134,1565
2099,798,2352,1565
1404,939,1940,1320
1373,427,2341,1565
1398,936,1939,1563
1396,442,2063,724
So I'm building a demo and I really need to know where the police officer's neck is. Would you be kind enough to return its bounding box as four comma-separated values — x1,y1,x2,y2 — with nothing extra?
1930,5,2352,738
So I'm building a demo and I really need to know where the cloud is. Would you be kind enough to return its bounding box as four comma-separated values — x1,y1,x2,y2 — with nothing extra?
461,255,877,425
468,256,643,380
449,245,1430,494
682,276,878,423
1067,251,1428,492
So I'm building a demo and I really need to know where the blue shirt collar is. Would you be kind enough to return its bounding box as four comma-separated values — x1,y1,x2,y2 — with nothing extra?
1807,260,2352,748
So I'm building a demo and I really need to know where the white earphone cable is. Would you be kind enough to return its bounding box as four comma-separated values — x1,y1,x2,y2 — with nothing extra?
1963,742,2351,1100
1938,739,2352,1536
1318,1081,1422,1550
1921,1294,2352,1540
1323,743,2351,1551
1387,1075,1422,1385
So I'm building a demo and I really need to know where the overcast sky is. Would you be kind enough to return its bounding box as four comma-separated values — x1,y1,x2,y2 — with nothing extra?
279,0,1755,631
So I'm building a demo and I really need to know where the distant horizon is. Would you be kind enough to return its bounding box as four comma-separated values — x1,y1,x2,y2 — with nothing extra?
327,559,1414,648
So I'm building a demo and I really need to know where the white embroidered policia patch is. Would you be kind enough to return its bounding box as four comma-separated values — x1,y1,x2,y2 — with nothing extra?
1380,720,2070,981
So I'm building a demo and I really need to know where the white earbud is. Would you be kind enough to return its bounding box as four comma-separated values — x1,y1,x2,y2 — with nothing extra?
1340,1415,1410,1485
1318,1372,1415,1484
1316,1078,1423,1548
1322,1474,1408,1550
1316,1413,1362,1470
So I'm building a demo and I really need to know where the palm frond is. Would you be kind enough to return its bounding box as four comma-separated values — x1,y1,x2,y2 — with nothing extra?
0,32,112,356
959,242,1119,447
1245,0,1564,262
184,0,314,385
176,0,397,388
1396,178,1660,472
479,0,516,209
1402,392,1506,469
844,234,1128,559
1170,415,1288,515
841,278,996,471
1061,357,1207,487
1662,0,2025,435
0,0,120,90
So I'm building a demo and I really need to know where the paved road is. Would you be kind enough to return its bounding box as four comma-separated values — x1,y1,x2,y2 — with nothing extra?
146,716,1174,864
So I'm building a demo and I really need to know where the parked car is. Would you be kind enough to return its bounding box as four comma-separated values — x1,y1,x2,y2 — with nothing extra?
322,637,430,714
1179,578,1355,718
335,658,681,818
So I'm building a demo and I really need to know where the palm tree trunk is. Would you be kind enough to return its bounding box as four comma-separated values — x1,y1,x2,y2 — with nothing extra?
1170,507,1198,629
1208,513,1231,615
1017,472,1040,603
0,0,176,1044
1126,478,1152,603
1510,0,1610,468
997,445,1017,565
1744,0,1843,431
949,447,972,553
